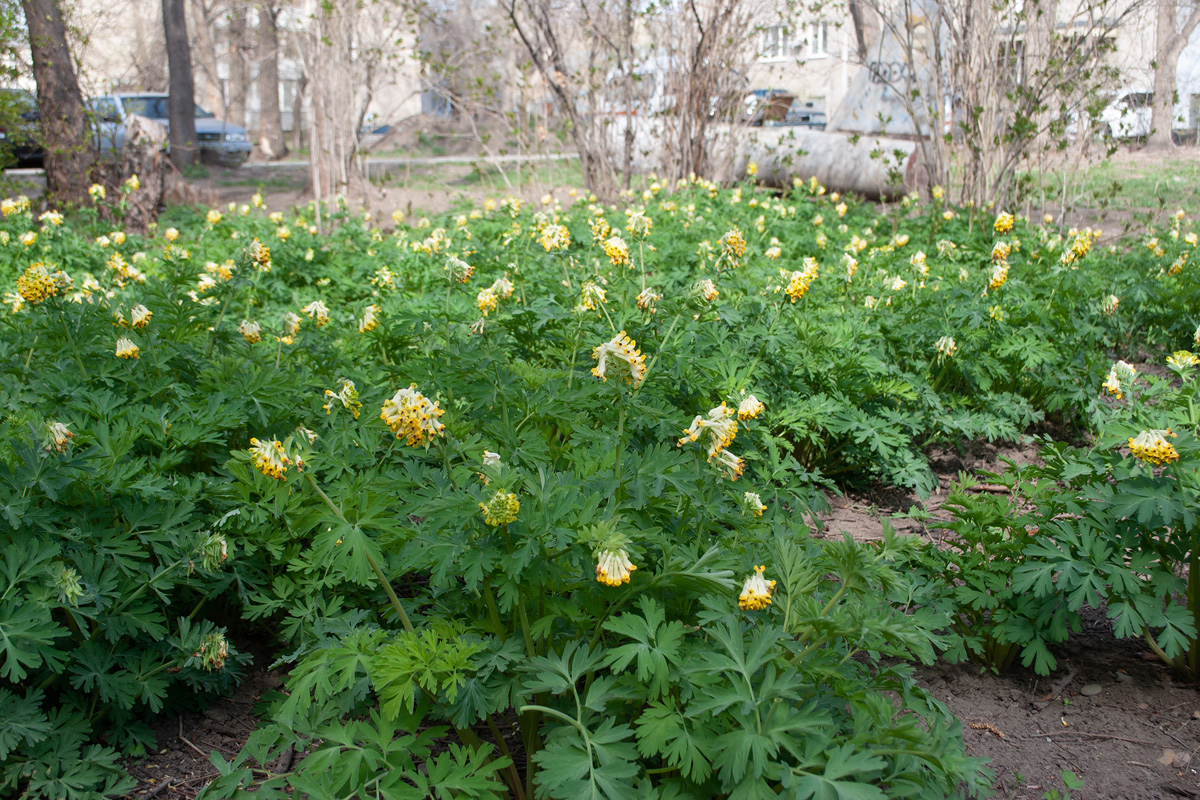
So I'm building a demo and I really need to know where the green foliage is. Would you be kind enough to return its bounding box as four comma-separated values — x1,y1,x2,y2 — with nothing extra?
3,176,1196,797
903,474,1074,674
1007,356,1200,679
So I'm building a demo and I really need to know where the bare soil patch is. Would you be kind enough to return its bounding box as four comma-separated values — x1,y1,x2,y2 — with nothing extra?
924,609,1200,800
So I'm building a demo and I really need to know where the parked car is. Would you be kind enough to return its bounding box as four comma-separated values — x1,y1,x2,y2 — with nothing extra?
745,91,828,130
1098,90,1153,140
0,88,43,168
91,93,252,166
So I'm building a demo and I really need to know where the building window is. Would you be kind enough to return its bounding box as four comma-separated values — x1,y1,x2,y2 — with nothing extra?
808,22,830,58
760,25,788,61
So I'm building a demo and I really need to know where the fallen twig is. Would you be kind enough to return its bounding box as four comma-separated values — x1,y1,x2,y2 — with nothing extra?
179,736,208,758
142,778,174,798
1033,668,1078,710
968,722,1006,739
1033,731,1158,746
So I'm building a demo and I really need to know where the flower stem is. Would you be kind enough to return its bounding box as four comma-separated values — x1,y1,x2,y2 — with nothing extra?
485,713,527,800
303,472,414,633
60,316,88,379
633,312,682,394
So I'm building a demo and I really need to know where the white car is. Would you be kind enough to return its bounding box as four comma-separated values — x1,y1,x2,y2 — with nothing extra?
1098,90,1153,140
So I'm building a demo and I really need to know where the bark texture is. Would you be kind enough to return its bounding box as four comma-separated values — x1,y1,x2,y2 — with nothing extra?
20,0,93,204
227,5,248,127
162,0,198,167
258,3,288,159
1149,0,1200,150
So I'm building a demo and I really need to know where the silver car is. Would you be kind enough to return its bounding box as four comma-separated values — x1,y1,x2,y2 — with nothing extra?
91,93,252,167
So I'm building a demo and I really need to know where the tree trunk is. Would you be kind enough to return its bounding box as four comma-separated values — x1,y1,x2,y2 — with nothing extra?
620,0,633,190
20,0,93,204
162,0,198,168
292,73,306,153
258,3,287,158
188,0,225,114
1150,0,1181,149
227,5,247,127
1150,0,1200,150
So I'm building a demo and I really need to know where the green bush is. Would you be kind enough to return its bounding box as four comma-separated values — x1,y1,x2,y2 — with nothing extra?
1,176,1195,797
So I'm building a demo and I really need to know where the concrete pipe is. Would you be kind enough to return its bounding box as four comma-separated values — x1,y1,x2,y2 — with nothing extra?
739,126,924,200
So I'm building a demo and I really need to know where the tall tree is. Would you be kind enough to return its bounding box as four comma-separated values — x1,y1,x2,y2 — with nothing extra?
1149,0,1200,149
258,2,288,158
227,4,248,127
20,0,93,203
162,0,198,167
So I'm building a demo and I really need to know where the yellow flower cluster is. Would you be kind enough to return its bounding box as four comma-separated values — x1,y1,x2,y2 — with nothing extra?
591,331,646,389
991,241,1011,262
694,279,719,304
988,261,1009,291
679,403,738,457
1,195,30,215
1167,350,1199,368
737,394,764,420
359,304,380,333
477,287,499,316
595,548,637,586
239,319,262,343
743,492,766,517
89,184,106,202
107,253,146,286
1128,429,1179,466
479,490,520,526
588,215,609,244
719,227,747,259
994,212,1014,234
1101,294,1119,316
539,224,570,252
781,259,818,303
302,300,329,327
491,275,514,299
1102,360,1136,399
248,238,271,271
578,281,607,311
206,209,222,225
381,385,446,446
249,436,293,479
738,565,776,610
324,378,362,419
604,235,630,267
626,210,652,238
278,311,301,344
46,421,73,453
16,262,69,304
636,287,661,312
445,255,474,283
130,304,152,329
115,337,139,359
935,336,958,361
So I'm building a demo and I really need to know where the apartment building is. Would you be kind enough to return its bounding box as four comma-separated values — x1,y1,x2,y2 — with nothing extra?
745,0,1200,134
